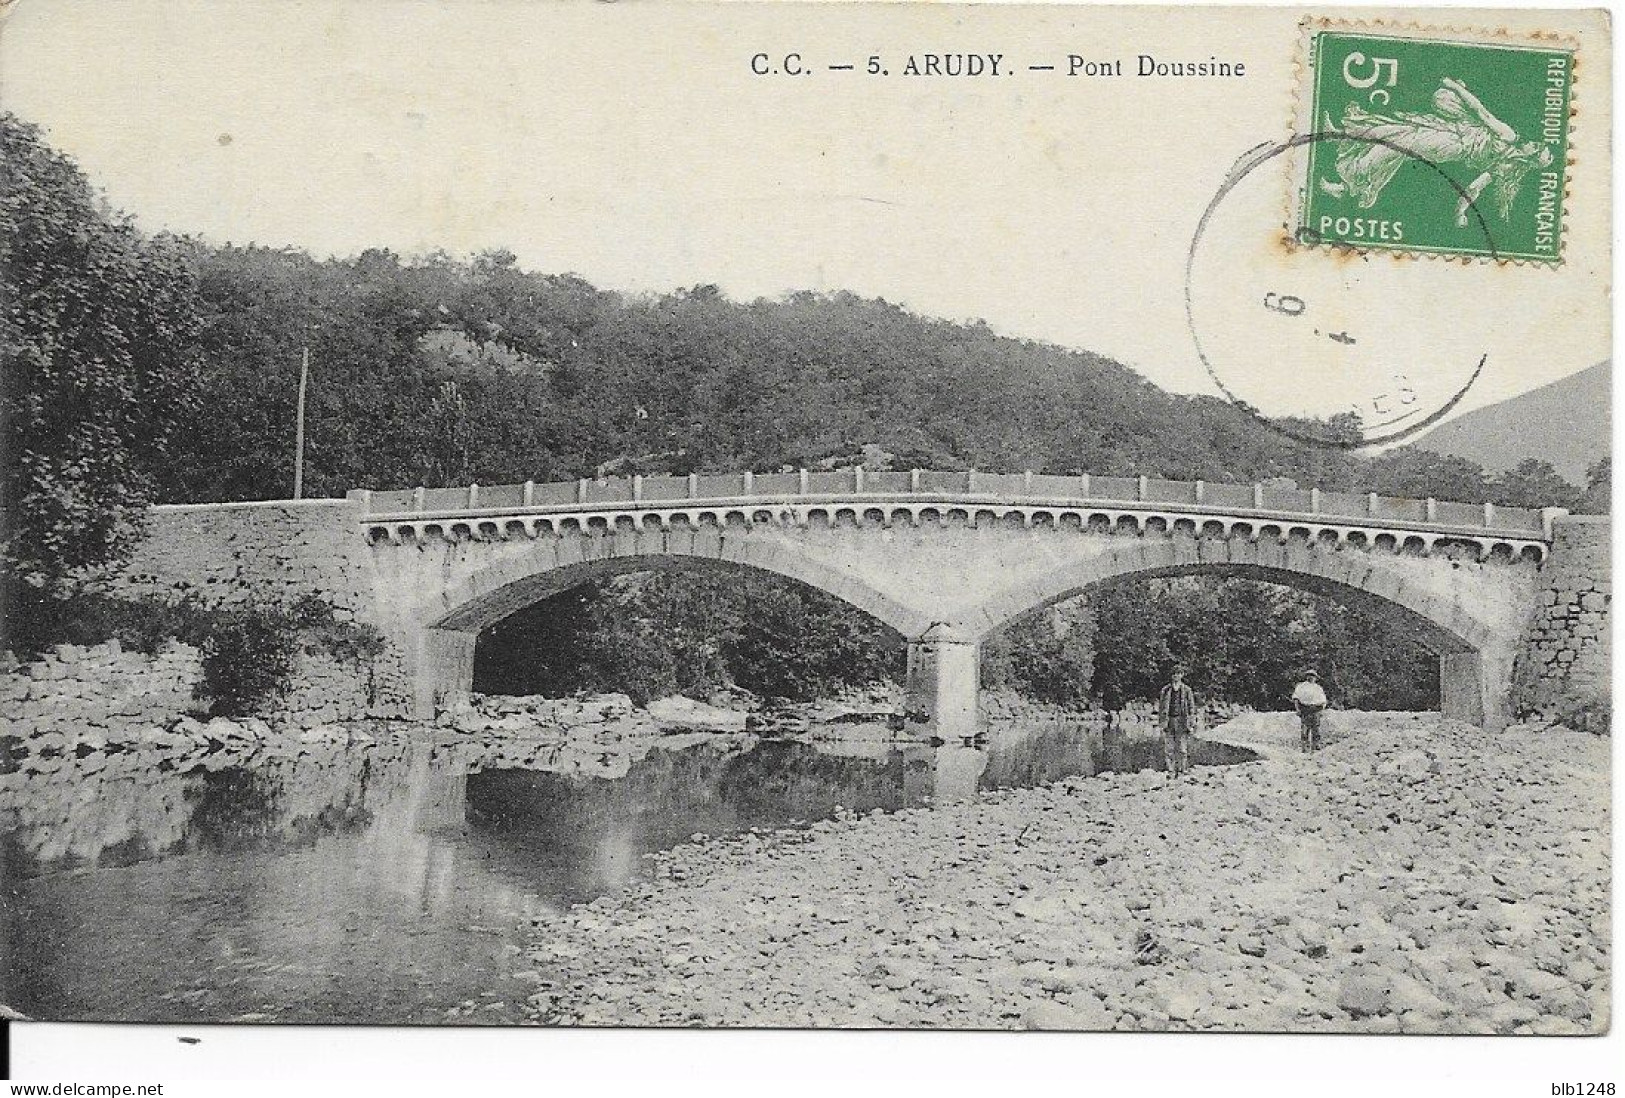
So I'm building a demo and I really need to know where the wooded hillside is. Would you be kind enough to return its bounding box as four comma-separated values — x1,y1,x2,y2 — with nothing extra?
4,113,1602,713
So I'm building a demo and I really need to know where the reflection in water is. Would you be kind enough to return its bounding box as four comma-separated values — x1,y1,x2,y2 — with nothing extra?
469,740,914,897
0,717,1253,1023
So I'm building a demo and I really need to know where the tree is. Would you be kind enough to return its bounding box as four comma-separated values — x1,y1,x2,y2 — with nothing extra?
1491,458,1582,510
1581,456,1610,514
982,602,1096,707
1,114,203,591
1361,447,1495,503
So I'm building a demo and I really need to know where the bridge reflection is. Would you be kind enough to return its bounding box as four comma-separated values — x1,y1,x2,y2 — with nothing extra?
1,709,1262,1022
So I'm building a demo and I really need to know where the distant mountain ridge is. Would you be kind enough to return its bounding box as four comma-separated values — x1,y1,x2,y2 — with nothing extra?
1413,362,1610,485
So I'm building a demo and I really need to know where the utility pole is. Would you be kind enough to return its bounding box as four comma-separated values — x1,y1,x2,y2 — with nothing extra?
293,346,310,499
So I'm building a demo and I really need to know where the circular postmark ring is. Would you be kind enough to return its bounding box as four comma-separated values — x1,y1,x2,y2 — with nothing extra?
1184,131,1499,451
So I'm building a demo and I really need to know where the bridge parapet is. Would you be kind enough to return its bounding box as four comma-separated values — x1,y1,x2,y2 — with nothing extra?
351,469,1557,562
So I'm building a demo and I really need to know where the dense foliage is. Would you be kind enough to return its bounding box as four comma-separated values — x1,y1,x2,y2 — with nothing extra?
981,602,1098,709
148,242,1592,513
1087,578,1439,711
1,115,203,590
475,570,906,705
1581,456,1611,514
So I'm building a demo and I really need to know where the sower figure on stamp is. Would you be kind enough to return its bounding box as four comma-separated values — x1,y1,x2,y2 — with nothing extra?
1319,77,1554,229
1157,666,1197,777
1291,669,1329,753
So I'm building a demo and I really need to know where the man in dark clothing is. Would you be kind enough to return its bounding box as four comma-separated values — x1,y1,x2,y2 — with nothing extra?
1098,679,1127,772
1157,667,1198,777
1099,679,1125,730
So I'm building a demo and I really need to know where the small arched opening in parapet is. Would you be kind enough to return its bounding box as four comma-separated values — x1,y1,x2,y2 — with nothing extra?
415,552,921,716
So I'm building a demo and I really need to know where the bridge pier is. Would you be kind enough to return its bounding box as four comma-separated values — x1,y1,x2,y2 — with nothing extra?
904,625,986,740
1440,648,1515,732
413,628,477,717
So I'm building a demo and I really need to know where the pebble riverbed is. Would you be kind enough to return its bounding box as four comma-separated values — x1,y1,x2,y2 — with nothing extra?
523,713,1610,1032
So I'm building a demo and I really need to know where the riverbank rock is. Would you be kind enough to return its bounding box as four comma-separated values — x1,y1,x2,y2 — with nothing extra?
521,714,1609,1032
1336,971,1391,1018
647,696,749,731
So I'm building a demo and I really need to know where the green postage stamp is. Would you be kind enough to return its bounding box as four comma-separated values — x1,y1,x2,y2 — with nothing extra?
1299,26,1575,262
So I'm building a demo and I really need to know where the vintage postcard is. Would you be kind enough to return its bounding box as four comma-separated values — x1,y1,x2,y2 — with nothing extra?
0,0,1611,1050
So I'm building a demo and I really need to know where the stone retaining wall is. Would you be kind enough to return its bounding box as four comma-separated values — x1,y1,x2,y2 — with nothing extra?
112,500,373,618
280,648,376,726
0,638,373,750
105,499,415,718
1515,516,1610,730
817,681,1109,728
982,689,1094,726
0,641,201,743
795,684,1246,732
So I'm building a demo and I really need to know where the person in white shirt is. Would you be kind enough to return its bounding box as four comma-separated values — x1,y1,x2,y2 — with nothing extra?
1290,670,1329,752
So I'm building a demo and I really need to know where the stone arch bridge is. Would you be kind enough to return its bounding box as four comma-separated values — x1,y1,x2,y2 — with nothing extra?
121,470,1572,735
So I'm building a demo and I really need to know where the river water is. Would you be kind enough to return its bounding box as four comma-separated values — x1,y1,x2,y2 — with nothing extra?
0,716,1254,1024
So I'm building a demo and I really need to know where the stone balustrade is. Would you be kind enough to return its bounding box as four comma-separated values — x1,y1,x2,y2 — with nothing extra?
352,470,1557,564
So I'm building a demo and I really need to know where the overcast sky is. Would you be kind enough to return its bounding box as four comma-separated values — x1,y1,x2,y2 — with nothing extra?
1,0,1610,429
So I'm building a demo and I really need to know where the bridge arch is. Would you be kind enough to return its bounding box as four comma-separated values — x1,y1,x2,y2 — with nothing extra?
395,528,934,716
425,537,933,638
959,535,1518,730
971,536,1496,651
